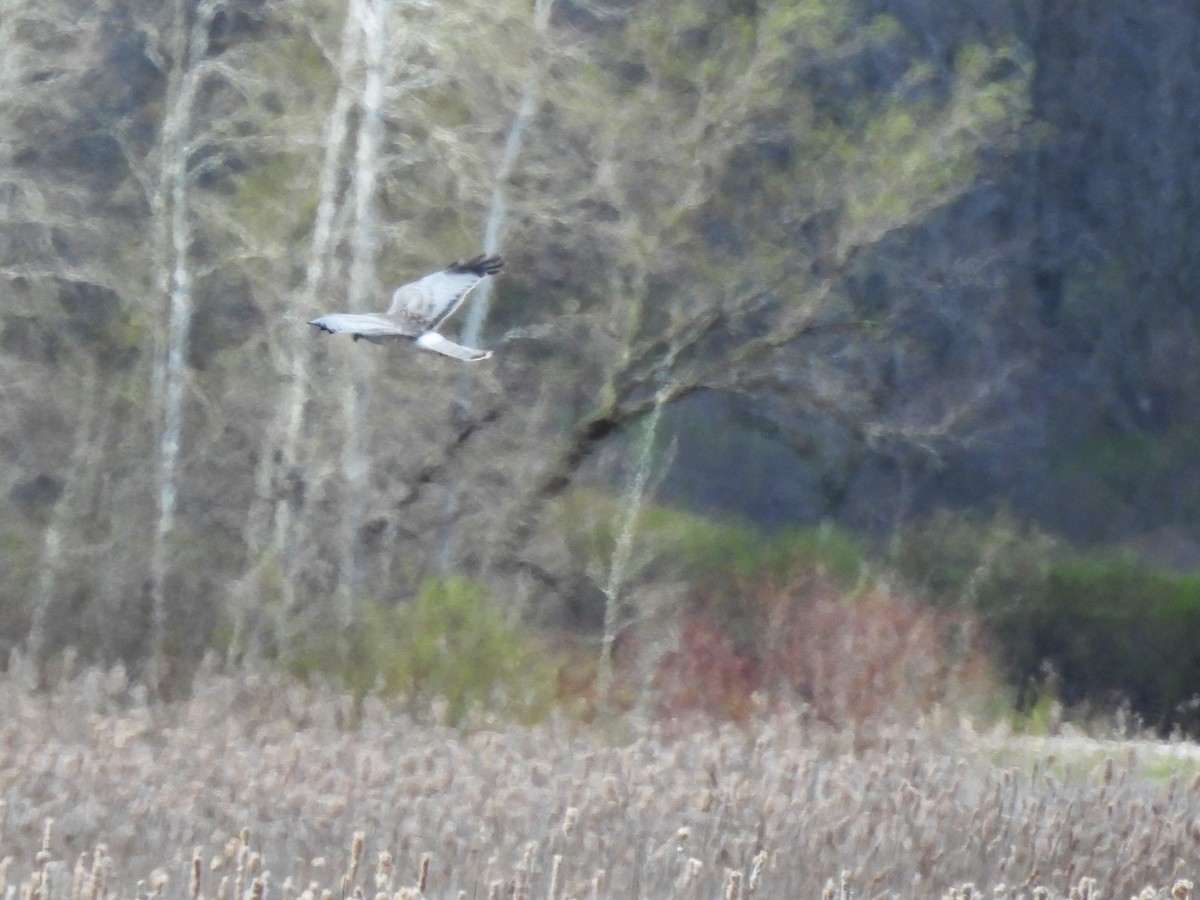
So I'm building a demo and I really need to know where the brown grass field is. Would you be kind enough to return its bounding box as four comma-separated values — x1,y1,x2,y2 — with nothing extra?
1,661,1198,900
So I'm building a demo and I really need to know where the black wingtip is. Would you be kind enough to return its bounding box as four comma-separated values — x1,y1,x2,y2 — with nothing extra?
448,254,505,277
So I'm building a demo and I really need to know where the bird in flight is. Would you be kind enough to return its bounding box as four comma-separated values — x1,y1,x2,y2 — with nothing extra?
308,254,505,361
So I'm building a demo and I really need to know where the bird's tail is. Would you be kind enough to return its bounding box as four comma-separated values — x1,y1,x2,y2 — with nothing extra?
447,254,505,277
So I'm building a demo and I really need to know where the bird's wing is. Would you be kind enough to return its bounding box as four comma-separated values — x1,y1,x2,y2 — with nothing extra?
308,313,412,339
415,331,493,361
386,255,505,330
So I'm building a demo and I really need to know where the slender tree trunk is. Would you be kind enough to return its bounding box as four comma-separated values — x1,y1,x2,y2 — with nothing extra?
148,0,217,686
594,385,668,704
458,0,556,350
27,365,100,669
437,0,557,572
336,0,390,612
234,0,364,659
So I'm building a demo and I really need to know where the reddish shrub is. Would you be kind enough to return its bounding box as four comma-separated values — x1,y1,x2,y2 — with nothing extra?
654,612,762,722
655,573,993,726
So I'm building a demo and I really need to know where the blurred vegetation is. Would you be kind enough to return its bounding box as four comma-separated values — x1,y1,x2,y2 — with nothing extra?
1,0,1198,733
557,487,865,589
894,511,1200,733
289,578,560,726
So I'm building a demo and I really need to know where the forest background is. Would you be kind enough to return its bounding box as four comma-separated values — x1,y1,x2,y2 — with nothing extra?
2,0,1200,733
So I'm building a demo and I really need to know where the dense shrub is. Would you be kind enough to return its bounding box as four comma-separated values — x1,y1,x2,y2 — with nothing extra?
291,577,560,725
655,573,996,726
895,512,1200,732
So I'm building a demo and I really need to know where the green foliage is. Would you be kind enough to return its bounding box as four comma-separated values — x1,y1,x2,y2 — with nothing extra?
842,41,1030,240
1047,423,1200,536
557,488,864,590
292,578,559,726
232,151,317,242
895,512,1200,733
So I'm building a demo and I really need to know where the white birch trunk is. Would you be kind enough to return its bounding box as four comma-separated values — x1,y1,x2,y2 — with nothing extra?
274,0,363,629
594,386,669,704
148,0,219,684
458,0,556,350
231,0,365,659
337,0,390,609
437,0,557,572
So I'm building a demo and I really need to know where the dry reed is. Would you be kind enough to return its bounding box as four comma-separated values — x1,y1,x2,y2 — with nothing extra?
0,662,1197,899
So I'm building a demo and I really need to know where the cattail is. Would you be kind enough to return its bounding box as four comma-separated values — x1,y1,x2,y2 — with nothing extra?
1174,881,1194,900
72,852,88,900
562,808,578,839
217,877,229,900
190,848,203,900
677,859,702,890
249,878,265,900
821,879,835,900
151,869,169,897
416,854,429,895
724,869,742,900
747,851,767,894
590,870,604,900
86,845,109,900
373,853,392,893
547,855,562,900
486,881,501,900
348,833,365,887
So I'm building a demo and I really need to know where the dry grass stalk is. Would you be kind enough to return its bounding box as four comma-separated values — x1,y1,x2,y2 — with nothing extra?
0,666,1198,900
343,831,364,897
547,854,562,900
373,852,392,893
724,868,742,900
190,847,203,900
416,853,429,895
71,853,87,900
151,869,169,897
